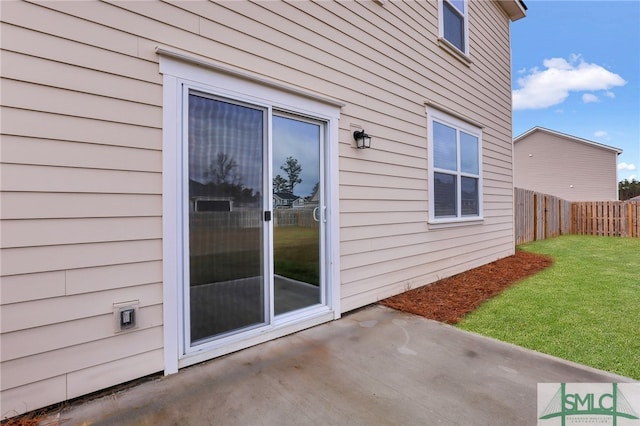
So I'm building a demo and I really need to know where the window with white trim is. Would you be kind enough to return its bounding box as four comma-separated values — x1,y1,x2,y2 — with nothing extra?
427,107,482,222
439,0,468,55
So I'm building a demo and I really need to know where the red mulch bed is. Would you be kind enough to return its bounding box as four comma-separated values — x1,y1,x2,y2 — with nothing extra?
379,250,553,324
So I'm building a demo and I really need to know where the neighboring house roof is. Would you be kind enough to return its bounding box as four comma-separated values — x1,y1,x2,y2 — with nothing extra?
629,195,640,201
273,192,299,201
514,127,623,155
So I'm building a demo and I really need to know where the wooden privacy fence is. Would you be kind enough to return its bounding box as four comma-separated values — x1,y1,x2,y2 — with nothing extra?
572,201,640,237
515,188,572,244
515,188,640,244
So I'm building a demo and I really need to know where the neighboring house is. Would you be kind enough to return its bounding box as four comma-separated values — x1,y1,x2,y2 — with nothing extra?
514,127,622,201
273,192,299,208
0,0,526,416
292,197,307,208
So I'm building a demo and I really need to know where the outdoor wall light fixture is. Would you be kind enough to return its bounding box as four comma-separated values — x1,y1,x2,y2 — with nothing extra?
353,129,372,149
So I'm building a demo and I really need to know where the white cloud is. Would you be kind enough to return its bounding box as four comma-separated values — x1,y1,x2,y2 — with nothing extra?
594,130,608,138
582,93,599,103
512,55,626,110
618,162,637,171
604,91,616,99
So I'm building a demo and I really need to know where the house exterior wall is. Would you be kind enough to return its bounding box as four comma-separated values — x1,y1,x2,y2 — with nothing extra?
1,0,520,415
514,129,620,201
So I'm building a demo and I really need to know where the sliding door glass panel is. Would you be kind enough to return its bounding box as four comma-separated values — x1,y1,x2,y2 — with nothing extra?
272,115,322,315
188,93,265,343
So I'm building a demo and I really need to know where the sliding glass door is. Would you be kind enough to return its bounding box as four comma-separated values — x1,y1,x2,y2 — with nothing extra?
184,91,324,347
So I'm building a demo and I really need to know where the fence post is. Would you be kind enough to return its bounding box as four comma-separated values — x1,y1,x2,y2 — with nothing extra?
558,199,562,235
627,203,640,237
533,193,538,241
543,196,548,239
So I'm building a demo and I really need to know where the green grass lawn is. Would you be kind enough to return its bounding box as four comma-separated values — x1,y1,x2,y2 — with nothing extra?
458,235,640,380
274,226,319,285
189,225,320,286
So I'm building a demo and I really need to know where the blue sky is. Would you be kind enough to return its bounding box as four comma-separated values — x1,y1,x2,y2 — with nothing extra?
511,0,640,182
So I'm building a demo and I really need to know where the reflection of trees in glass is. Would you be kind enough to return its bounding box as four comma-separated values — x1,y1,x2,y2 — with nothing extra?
208,152,239,185
191,152,259,205
310,182,319,199
273,175,289,193
277,156,302,194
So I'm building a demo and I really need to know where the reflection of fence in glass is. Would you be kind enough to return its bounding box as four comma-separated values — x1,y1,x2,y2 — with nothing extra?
274,209,318,228
190,210,318,228
191,211,261,229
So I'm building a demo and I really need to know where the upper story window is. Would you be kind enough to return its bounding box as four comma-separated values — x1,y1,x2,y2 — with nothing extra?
439,0,468,55
427,107,482,223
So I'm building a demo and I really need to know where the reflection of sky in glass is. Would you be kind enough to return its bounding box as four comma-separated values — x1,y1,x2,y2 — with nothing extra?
188,95,321,199
273,115,320,198
460,132,478,174
189,94,263,192
450,0,464,13
433,121,457,171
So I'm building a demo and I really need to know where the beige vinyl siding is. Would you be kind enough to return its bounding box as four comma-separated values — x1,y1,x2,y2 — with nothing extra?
0,193,161,219
1,136,162,172
2,328,162,396
336,0,514,310
514,130,620,201
1,261,161,303
1,0,518,414
1,0,164,413
2,217,161,248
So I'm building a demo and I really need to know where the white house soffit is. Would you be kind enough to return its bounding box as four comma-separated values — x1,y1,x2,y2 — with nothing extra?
514,127,623,154
156,46,345,109
496,0,527,21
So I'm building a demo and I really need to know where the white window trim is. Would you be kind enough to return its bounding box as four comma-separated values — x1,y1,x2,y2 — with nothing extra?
438,0,470,60
427,106,483,225
159,49,341,373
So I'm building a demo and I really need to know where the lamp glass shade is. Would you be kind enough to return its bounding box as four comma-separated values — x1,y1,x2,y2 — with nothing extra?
354,130,371,149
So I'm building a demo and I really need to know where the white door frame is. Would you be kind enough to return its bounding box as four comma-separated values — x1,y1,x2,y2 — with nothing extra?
159,50,341,373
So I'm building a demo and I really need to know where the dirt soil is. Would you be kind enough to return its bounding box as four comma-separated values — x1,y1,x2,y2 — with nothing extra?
379,250,553,324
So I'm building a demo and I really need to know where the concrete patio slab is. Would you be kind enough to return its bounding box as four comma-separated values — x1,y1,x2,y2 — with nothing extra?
47,305,635,425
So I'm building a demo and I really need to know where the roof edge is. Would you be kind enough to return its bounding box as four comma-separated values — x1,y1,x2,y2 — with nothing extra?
514,127,623,154
497,0,527,21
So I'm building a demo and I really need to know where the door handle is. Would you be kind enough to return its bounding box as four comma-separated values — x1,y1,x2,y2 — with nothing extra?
312,207,320,222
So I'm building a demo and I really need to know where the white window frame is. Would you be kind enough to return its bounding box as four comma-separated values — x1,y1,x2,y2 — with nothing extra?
427,106,483,224
438,0,470,57
159,50,342,373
